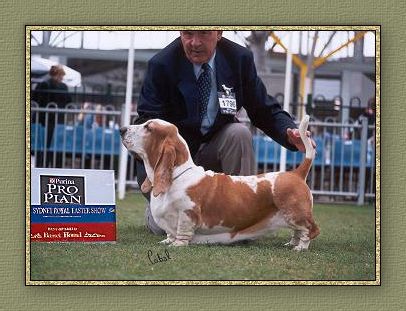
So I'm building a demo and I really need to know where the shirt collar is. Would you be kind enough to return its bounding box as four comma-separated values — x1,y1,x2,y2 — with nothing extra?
193,51,216,78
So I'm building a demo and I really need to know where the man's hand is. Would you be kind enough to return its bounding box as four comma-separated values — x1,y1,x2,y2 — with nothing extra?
286,128,316,153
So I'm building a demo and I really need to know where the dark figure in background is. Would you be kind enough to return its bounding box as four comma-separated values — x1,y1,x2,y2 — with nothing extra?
32,65,72,167
358,106,376,141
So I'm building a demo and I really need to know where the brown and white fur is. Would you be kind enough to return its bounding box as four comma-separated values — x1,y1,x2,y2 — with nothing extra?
120,116,319,251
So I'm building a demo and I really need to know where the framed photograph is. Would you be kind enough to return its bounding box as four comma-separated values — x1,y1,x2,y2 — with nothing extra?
26,26,380,285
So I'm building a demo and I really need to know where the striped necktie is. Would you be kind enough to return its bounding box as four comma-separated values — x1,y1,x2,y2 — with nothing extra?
198,63,211,122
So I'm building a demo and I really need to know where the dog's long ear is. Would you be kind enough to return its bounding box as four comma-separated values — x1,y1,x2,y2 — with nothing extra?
153,141,176,197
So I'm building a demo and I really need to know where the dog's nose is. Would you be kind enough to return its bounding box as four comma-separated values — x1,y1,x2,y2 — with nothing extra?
120,126,128,136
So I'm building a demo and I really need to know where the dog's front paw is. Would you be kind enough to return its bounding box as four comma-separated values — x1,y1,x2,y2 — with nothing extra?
284,234,300,247
292,241,310,251
170,239,189,247
159,237,175,245
293,245,308,251
284,240,299,247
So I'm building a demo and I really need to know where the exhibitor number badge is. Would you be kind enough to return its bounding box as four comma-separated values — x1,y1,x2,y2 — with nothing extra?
218,84,237,115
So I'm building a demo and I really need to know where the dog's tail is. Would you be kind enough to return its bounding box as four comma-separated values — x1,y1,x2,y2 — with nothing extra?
293,115,315,180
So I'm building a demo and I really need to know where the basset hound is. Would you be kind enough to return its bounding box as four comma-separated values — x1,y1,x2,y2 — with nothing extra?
120,116,319,251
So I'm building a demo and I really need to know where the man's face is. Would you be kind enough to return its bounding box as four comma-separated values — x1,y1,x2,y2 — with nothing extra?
180,31,222,64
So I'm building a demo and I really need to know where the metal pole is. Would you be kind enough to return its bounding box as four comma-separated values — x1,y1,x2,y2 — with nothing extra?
280,32,293,172
118,31,135,200
357,116,368,205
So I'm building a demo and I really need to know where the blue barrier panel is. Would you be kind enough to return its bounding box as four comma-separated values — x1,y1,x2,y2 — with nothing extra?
85,127,121,155
313,136,325,166
72,125,84,154
366,143,373,168
286,149,304,165
253,135,280,165
285,136,324,166
49,124,68,152
49,124,84,153
31,123,45,151
333,139,361,167
48,125,120,155
254,135,325,166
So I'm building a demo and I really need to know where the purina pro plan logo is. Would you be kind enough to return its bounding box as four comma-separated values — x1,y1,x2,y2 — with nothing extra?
40,175,85,205
31,168,116,242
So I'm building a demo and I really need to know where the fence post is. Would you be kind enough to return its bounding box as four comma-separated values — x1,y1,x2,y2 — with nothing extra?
280,33,293,172
118,31,135,200
357,116,368,205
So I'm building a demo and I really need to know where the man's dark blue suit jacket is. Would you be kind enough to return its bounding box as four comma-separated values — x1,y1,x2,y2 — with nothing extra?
137,37,297,157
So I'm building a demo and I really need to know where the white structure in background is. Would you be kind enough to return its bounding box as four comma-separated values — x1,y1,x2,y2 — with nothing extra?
280,32,293,172
118,32,135,200
31,56,82,87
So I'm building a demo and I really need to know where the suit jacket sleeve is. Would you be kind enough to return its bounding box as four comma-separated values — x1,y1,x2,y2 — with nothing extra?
135,59,169,124
241,52,298,151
